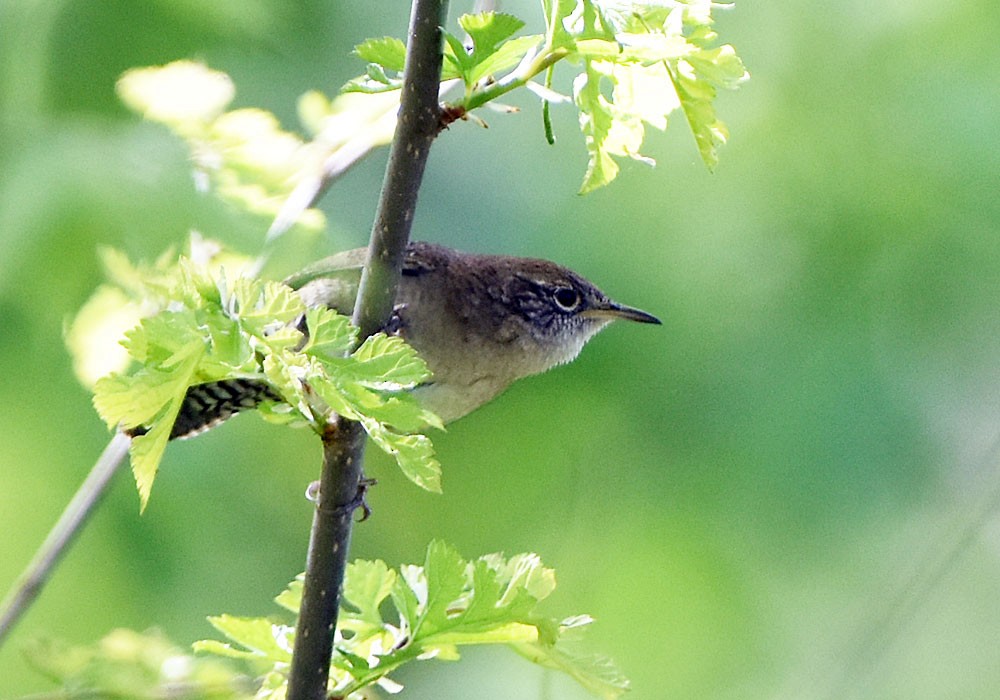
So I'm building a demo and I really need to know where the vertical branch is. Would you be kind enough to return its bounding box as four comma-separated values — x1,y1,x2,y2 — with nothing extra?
353,0,449,339
285,1,448,699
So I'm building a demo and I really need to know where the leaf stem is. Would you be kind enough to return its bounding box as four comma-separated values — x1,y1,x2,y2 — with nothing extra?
461,46,568,113
284,0,449,698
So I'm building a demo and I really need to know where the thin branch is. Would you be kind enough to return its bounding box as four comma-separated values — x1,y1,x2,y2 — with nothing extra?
0,432,131,647
284,1,449,699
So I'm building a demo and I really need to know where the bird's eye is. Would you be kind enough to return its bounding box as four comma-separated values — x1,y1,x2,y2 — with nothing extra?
553,286,581,311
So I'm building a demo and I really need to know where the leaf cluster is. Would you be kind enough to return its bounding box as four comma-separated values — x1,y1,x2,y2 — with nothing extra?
117,62,399,232
24,629,256,700
195,541,629,700
85,241,442,510
348,1,748,192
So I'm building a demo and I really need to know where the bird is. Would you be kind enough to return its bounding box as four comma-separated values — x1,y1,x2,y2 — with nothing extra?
163,241,660,439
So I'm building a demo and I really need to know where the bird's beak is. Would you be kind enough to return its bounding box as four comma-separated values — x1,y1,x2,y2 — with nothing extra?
584,301,662,325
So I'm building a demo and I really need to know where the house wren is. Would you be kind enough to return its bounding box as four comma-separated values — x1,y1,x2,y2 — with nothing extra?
168,241,660,438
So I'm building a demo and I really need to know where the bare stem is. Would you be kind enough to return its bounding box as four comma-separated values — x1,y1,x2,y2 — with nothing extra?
284,1,449,698
0,432,131,648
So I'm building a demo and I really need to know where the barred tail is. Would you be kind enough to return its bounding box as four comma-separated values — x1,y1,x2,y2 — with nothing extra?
127,379,281,440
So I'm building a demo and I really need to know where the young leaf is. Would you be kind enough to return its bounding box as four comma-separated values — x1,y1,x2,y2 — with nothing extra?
355,36,407,71
341,559,398,626
230,278,305,338
27,629,253,699
302,305,357,359
666,44,748,170
347,333,433,389
365,419,442,493
511,643,631,700
542,0,579,50
195,544,628,699
203,615,294,664
574,62,619,193
459,12,525,58
117,60,235,132
469,35,542,86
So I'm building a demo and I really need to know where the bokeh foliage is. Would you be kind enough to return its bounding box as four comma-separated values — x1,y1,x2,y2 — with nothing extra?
2,1,1000,699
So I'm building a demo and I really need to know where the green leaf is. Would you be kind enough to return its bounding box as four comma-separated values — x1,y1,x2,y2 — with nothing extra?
27,629,251,699
574,62,619,193
348,333,432,389
274,575,304,613
117,60,234,131
342,71,403,94
120,310,204,365
417,540,469,633
355,36,407,71
342,559,397,626
446,13,533,88
127,344,204,509
302,305,357,359
196,544,628,699
231,278,305,337
460,12,525,54
469,34,542,86
365,419,442,493
442,31,474,81
65,284,141,388
667,43,748,170
93,368,184,431
542,0,578,50
205,615,294,663
391,564,424,634
510,643,630,700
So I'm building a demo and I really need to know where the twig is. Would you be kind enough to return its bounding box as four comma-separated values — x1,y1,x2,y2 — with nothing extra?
0,432,131,647
283,1,448,699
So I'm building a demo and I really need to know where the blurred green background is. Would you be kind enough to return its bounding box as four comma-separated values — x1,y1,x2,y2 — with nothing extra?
3,1,1000,698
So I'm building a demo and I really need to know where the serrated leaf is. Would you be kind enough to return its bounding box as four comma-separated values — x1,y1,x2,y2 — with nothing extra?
127,343,203,509
580,0,617,41
342,560,397,625
348,333,432,389
355,37,407,71
365,419,441,493
459,12,525,52
263,352,313,423
198,544,629,700
442,31,474,79
232,279,305,337
274,575,304,613
417,541,468,633
460,12,525,71
542,0,578,50
574,63,619,193
454,560,504,624
121,310,205,365
302,305,356,359
206,615,293,663
610,60,679,132
511,643,630,700
129,413,175,511
391,565,423,633
492,552,557,609
451,13,532,88
93,369,182,430
337,383,437,432
666,58,727,170
469,35,542,85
